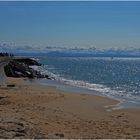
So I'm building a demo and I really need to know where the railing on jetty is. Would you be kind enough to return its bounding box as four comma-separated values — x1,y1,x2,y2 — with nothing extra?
0,57,13,86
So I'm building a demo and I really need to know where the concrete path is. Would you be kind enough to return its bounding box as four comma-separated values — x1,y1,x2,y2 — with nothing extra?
0,57,12,86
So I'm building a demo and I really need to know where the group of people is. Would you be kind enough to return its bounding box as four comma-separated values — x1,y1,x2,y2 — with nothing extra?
0,52,14,57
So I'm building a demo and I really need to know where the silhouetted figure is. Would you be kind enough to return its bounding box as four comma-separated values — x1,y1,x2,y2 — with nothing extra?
0,52,14,57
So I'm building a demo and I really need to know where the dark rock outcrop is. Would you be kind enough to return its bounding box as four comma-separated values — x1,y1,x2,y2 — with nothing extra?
14,58,41,66
4,58,51,79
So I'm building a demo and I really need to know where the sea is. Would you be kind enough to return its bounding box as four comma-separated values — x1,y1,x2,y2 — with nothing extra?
30,56,140,109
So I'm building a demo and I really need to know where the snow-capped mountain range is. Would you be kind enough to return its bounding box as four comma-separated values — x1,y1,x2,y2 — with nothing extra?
0,43,140,57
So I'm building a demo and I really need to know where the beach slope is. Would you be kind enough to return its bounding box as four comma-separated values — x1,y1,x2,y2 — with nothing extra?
0,78,140,139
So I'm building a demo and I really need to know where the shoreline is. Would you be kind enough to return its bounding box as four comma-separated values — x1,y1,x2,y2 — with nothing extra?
0,77,140,138
31,77,140,109
32,78,122,111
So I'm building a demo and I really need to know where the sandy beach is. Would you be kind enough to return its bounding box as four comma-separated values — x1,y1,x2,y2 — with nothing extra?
0,77,140,139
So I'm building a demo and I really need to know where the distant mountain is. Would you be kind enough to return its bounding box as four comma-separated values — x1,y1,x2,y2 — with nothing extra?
0,43,140,57
46,49,140,57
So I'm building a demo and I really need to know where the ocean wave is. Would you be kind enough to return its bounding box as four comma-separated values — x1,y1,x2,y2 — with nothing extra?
29,65,57,79
31,65,122,99
30,64,140,105
30,65,110,91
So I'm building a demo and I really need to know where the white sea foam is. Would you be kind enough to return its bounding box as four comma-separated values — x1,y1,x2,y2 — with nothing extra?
30,65,110,92
30,64,140,107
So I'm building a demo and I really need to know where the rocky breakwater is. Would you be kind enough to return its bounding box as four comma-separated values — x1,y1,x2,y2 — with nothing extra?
4,58,51,79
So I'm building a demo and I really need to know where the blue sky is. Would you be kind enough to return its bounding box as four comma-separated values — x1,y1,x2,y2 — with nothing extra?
0,1,140,49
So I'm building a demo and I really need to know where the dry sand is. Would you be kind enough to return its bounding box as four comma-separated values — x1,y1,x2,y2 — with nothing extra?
0,77,140,139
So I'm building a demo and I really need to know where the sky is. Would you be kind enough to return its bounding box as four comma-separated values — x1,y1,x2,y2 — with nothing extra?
0,1,140,49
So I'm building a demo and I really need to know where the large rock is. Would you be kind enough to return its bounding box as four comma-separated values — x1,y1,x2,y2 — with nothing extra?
4,58,51,79
14,58,41,66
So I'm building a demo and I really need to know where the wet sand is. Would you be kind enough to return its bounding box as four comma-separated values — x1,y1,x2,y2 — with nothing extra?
0,77,140,138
